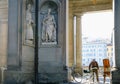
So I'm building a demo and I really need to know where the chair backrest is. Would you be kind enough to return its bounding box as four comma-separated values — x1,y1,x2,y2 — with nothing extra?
103,59,110,72
103,59,110,67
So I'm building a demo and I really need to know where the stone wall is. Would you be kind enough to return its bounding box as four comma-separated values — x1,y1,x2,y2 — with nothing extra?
5,0,67,83
0,0,8,68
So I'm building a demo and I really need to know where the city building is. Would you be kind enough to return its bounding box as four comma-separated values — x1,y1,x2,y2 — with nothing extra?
82,39,107,66
107,44,113,66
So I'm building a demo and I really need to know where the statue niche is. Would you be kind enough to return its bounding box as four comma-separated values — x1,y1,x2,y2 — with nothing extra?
40,2,58,45
42,8,56,43
25,3,34,44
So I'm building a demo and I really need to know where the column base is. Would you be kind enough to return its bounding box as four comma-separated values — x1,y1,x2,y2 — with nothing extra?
75,66,83,75
112,67,120,84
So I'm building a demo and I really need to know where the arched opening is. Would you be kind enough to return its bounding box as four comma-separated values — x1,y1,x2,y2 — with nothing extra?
81,10,114,83
68,0,113,83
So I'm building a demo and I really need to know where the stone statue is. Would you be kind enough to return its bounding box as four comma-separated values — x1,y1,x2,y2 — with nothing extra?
25,4,34,41
42,8,56,42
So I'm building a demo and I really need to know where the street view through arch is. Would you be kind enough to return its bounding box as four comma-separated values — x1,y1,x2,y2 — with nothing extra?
81,11,114,83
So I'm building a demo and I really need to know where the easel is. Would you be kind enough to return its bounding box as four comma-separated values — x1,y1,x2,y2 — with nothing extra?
103,59,110,83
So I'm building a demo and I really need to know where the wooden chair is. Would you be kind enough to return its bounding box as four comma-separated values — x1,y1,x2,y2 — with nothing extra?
103,59,110,83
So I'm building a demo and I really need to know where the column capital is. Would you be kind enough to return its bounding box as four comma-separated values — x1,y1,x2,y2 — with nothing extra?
73,13,83,18
69,13,75,18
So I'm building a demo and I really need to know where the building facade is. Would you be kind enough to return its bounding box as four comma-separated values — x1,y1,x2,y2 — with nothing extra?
107,44,113,66
2,0,120,84
82,40,107,66
4,0,67,83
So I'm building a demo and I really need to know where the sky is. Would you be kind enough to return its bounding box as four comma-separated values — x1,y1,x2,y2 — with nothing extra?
81,11,114,40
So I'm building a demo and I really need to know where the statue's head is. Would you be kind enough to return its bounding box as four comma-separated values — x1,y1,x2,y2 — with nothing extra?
27,4,32,10
48,8,51,14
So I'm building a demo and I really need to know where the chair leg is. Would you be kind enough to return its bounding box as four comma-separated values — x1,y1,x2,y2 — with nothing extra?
104,74,106,83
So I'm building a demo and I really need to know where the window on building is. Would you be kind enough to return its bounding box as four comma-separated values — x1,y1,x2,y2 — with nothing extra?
111,48,113,51
107,48,109,51
111,53,113,56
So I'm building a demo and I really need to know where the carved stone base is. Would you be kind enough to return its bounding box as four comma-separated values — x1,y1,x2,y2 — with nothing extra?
75,66,83,76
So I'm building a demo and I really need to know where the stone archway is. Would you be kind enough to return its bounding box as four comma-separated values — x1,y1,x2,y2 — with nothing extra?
68,0,112,81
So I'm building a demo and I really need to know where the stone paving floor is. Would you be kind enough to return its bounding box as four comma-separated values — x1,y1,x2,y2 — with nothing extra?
67,76,111,84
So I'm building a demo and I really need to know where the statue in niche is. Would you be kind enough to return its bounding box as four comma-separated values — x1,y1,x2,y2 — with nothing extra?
25,4,34,43
42,8,56,43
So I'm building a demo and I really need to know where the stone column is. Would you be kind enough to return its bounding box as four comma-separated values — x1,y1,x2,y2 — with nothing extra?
68,3,74,81
112,0,120,84
0,0,8,68
75,14,82,75
68,14,74,66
